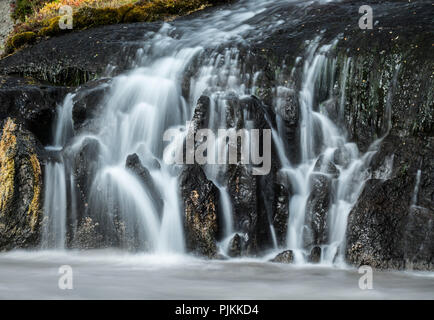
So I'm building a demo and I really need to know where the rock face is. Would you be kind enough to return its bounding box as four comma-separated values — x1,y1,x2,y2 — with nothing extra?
0,75,70,144
308,246,321,263
346,135,434,270
305,174,331,247
227,233,244,258
125,153,163,216
0,118,44,250
180,164,220,258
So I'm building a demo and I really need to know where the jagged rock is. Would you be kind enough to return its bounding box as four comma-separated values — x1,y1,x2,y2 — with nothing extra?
0,23,163,86
72,78,112,131
305,173,331,246
125,153,163,216
71,216,103,249
270,250,294,264
0,118,45,250
274,86,300,164
308,246,322,263
180,164,220,258
346,135,434,270
272,172,291,246
71,137,101,223
0,75,70,144
226,95,278,253
227,233,244,258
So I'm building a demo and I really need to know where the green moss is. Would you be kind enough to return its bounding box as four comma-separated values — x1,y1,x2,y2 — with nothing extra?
39,16,61,36
74,7,125,29
6,31,37,52
5,0,217,56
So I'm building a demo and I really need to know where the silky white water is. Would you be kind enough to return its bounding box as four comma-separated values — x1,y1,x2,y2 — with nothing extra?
40,0,403,265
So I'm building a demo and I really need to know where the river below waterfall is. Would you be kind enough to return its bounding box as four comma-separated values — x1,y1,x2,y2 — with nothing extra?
0,251,433,299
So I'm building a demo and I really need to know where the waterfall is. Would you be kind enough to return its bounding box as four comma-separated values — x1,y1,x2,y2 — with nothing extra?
41,95,75,249
41,0,380,264
272,39,377,265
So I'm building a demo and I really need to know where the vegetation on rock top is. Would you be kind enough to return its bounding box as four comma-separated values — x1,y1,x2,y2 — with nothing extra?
5,0,230,56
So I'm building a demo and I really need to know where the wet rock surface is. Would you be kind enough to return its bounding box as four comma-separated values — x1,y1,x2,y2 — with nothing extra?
309,246,322,263
270,250,294,264
305,174,331,246
346,135,434,270
0,118,45,250
0,75,70,144
180,164,220,258
125,153,164,216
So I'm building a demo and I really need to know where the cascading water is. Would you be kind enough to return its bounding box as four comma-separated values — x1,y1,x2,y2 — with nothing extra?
42,0,382,264
273,38,379,265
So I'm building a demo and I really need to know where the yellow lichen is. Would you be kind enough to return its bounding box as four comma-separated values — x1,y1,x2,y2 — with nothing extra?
4,0,216,56
0,119,17,214
28,153,41,230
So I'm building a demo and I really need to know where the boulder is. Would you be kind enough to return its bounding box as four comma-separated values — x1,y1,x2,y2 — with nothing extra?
227,233,247,258
0,75,70,144
270,250,294,264
308,246,322,263
0,118,45,250
305,173,331,246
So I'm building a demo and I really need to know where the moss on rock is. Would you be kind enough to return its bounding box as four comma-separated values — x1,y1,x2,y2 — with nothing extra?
6,31,37,51
4,0,219,56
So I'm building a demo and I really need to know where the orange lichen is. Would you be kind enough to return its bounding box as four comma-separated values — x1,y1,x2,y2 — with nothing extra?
28,153,42,230
0,119,17,214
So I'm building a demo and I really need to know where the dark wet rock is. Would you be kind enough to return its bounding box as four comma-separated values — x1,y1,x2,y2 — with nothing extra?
305,173,331,246
125,153,163,216
308,246,322,263
0,118,46,250
69,137,101,227
274,86,300,164
227,95,279,253
270,250,294,264
272,172,291,246
346,177,433,270
72,78,112,131
0,75,70,144
346,134,434,270
227,233,245,258
180,164,220,258
0,23,163,86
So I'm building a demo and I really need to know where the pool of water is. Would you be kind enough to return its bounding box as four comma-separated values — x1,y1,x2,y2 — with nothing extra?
0,250,433,299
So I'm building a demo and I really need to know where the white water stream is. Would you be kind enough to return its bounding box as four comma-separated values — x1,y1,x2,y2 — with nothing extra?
41,0,399,266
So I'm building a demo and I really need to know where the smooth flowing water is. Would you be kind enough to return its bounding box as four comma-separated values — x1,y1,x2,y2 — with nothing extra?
0,250,433,299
